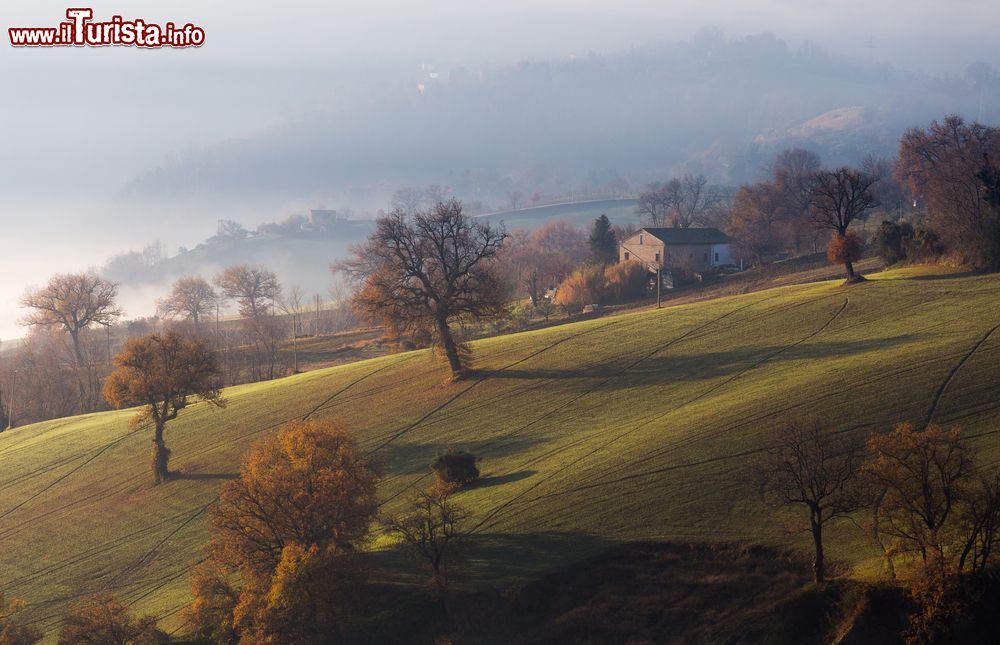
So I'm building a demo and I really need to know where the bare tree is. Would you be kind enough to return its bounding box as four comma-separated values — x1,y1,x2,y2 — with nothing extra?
276,285,305,374
671,174,720,228
391,186,423,215
383,488,468,593
214,265,281,320
636,175,719,228
338,200,507,376
809,167,880,280
897,116,1000,269
157,276,218,333
19,273,122,371
773,148,821,251
19,273,122,407
635,182,671,226
422,183,451,209
753,419,864,583
863,422,1000,583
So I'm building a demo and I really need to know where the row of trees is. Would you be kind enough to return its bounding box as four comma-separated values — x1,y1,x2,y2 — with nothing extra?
0,262,357,428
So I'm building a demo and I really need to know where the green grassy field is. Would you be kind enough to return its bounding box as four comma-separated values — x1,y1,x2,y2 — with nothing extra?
2,265,999,639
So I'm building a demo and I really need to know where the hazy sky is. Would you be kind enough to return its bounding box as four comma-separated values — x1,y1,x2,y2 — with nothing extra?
0,0,998,339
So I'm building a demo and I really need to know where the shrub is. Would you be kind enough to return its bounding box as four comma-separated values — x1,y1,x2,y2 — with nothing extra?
905,227,944,262
57,594,165,645
431,449,480,488
0,592,41,645
874,220,914,265
603,261,648,303
553,264,605,310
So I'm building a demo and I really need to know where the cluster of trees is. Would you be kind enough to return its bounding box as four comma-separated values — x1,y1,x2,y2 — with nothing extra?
1,418,473,643
0,261,358,428
340,198,653,378
183,419,469,642
635,174,724,228
719,115,1000,278
756,419,1000,640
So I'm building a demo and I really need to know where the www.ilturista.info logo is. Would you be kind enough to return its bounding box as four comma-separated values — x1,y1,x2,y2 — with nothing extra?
9,8,205,48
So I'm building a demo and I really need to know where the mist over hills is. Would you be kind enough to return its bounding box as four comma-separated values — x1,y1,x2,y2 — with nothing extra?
123,30,999,218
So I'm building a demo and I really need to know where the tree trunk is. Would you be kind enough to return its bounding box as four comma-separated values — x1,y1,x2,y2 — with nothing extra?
811,516,825,583
844,260,856,281
69,328,89,407
434,315,463,376
152,420,170,484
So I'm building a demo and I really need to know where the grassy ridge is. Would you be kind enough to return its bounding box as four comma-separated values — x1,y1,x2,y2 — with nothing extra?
2,266,999,638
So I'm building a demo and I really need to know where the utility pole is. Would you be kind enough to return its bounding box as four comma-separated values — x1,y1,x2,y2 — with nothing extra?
6,369,18,430
105,324,112,367
291,311,299,374
656,266,662,309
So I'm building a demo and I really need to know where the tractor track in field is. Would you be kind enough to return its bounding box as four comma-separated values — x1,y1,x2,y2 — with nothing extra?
471,296,851,532
4,506,203,591
380,292,791,503
0,426,144,522
102,499,217,594
366,315,630,454
500,314,1000,516
922,322,1000,429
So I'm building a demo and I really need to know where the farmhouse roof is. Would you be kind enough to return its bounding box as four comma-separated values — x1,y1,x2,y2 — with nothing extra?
639,227,730,245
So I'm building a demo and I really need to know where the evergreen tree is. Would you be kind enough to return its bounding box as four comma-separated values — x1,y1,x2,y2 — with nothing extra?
588,214,618,264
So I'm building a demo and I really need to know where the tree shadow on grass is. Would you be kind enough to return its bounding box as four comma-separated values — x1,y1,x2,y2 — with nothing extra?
901,270,982,281
171,472,238,481
379,436,547,476
471,470,536,488
469,335,920,391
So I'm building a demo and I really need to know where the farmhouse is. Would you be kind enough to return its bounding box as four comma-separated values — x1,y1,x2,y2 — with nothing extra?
619,227,736,272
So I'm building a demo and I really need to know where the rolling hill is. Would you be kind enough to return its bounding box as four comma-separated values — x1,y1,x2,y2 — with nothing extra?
2,266,1000,639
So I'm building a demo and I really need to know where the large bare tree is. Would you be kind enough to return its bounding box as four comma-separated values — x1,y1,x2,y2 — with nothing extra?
753,419,864,583
19,273,122,370
157,276,218,333
19,273,122,407
339,199,507,376
214,265,281,321
809,167,879,280
636,175,719,228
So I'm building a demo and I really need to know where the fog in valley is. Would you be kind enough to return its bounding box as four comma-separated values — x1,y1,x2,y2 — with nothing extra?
1,0,999,339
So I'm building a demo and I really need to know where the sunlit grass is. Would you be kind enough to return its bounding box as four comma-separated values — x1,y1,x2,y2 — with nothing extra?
2,266,999,639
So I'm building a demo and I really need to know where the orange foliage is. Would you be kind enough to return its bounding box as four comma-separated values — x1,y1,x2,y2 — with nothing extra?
56,594,161,645
103,331,223,483
0,591,40,645
826,231,863,265
196,419,380,643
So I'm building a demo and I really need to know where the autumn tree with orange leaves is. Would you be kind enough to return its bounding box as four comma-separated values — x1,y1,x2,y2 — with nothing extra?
56,594,162,645
0,590,41,645
193,419,380,644
103,332,223,483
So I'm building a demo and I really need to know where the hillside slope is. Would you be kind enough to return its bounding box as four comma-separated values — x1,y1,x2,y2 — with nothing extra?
2,266,999,638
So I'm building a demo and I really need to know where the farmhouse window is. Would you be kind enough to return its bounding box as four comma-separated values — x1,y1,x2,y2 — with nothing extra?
655,252,660,263
624,252,630,261
639,234,644,244
715,252,719,262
